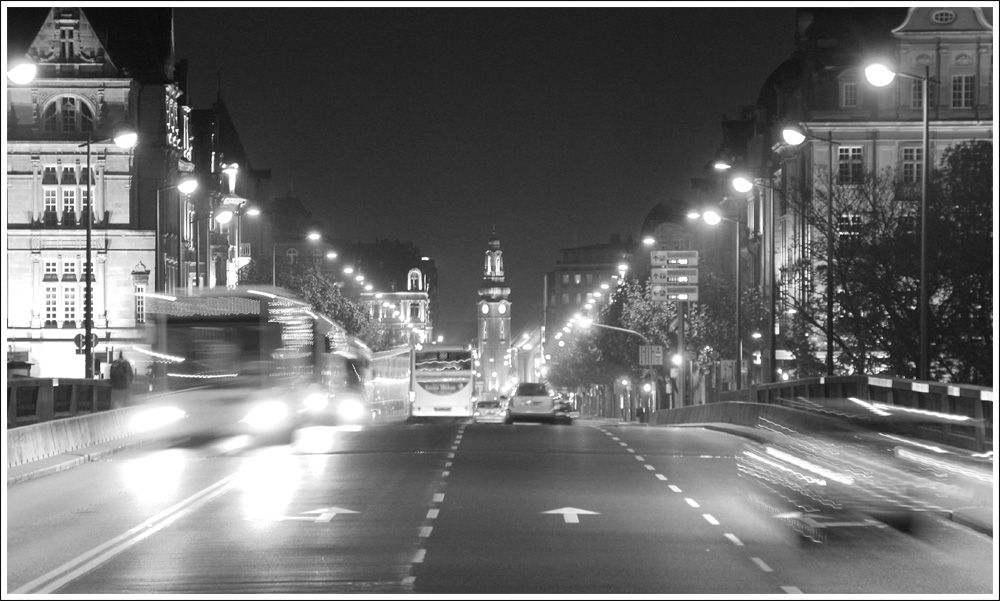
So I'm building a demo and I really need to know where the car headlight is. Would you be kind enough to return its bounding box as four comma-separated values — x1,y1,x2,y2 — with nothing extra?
243,401,290,430
129,406,187,433
336,397,367,421
303,392,328,412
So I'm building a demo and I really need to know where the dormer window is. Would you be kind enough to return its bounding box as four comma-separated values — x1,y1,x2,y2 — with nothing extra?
41,96,95,133
408,268,423,291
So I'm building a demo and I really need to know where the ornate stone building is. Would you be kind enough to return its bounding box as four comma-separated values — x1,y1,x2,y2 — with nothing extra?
476,231,512,398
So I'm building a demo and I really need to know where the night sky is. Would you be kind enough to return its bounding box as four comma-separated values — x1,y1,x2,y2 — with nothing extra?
173,5,799,343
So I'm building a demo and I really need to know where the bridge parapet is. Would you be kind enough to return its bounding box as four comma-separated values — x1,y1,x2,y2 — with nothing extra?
715,375,992,453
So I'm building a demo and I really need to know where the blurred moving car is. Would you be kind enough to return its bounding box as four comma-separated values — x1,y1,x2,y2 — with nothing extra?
737,403,993,542
473,399,507,424
505,382,562,424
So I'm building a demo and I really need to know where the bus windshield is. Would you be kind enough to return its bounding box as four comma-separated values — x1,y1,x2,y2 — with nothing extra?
160,316,278,390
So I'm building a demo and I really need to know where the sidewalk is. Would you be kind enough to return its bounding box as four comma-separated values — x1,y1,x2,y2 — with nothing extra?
6,432,153,486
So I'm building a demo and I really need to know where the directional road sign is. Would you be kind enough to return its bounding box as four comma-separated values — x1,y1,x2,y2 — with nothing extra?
651,250,699,267
652,285,699,302
651,268,699,284
639,345,664,366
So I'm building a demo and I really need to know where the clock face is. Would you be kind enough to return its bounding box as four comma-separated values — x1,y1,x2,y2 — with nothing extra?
497,304,507,315
481,304,489,315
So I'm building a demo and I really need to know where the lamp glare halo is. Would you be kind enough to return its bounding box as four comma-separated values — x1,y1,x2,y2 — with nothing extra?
703,211,722,225
782,128,806,146
7,62,36,85
732,177,753,193
177,178,198,194
865,63,895,87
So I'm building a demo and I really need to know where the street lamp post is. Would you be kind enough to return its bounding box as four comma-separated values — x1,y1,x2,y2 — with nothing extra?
155,176,198,292
866,62,931,381
689,207,744,390
80,123,138,378
782,124,840,376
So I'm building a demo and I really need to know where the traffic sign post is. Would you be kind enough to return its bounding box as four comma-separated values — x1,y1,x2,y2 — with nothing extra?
639,345,663,366
650,251,699,408
650,250,698,267
74,333,99,355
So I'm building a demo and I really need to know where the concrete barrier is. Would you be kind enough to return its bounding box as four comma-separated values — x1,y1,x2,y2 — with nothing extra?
6,406,143,467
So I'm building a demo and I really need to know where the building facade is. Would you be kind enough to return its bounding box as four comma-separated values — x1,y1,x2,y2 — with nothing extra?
6,8,190,377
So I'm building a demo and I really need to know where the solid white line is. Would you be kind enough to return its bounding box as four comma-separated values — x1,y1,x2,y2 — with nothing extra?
751,557,773,572
655,474,668,481
724,533,744,546
781,586,803,594
14,473,239,594
433,493,445,503
685,498,700,508
703,514,719,525
668,484,682,493
426,509,439,519
413,549,426,563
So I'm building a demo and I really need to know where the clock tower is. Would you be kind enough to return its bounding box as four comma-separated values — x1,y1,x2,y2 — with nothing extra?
477,230,512,398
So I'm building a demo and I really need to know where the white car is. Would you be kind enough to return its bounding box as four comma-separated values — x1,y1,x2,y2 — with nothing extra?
473,399,507,423
505,382,560,424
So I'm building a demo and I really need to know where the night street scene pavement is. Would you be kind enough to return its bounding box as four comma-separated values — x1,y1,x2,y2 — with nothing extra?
4,4,996,598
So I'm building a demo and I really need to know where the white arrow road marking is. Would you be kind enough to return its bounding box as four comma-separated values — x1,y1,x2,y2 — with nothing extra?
542,507,600,523
255,506,359,523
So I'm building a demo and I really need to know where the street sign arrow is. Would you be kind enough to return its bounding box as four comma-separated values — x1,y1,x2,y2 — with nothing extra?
542,507,600,523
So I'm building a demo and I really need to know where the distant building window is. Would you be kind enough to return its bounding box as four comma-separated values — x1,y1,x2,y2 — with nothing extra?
952,75,975,108
561,274,570,285
63,286,77,322
44,189,58,214
312,248,322,265
911,79,924,109
286,248,298,264
931,10,956,24
44,261,58,276
838,146,863,184
575,293,582,304
561,293,569,304
586,273,594,284
45,286,58,323
840,82,858,108
574,274,582,285
41,96,95,133
902,147,923,183
62,188,76,213
135,285,146,324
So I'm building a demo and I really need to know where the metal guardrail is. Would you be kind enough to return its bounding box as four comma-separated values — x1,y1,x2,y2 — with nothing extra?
6,378,136,428
717,375,993,453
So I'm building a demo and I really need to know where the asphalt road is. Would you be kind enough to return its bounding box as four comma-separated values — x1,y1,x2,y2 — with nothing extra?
6,420,995,595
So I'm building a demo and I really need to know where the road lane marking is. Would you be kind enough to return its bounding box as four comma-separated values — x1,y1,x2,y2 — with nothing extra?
751,557,773,572
442,470,450,477
426,509,439,519
433,493,444,503
419,526,433,537
447,452,455,459
635,455,644,461
619,442,628,447
703,514,719,525
626,449,635,453
685,498,700,508
644,465,656,471
655,474,668,481
413,549,426,563
724,533,744,546
612,436,620,441
444,461,452,467
781,586,803,594
668,485,682,493
13,473,239,594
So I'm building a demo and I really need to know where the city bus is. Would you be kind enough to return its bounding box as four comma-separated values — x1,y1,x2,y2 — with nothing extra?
130,286,407,442
407,344,476,421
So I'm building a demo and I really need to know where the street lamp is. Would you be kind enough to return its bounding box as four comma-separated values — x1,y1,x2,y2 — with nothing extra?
688,208,744,390
782,123,840,376
155,175,198,292
80,122,138,378
865,61,932,381
6,58,36,85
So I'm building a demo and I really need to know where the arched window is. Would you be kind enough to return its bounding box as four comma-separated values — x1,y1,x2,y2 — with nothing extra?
408,268,422,291
313,248,323,265
286,248,298,265
41,96,95,133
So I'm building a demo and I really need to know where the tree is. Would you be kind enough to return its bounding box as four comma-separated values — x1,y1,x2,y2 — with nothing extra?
785,140,992,384
238,257,391,351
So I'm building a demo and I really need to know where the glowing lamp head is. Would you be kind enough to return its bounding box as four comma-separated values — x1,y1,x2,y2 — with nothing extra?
732,177,753,193
865,63,896,87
